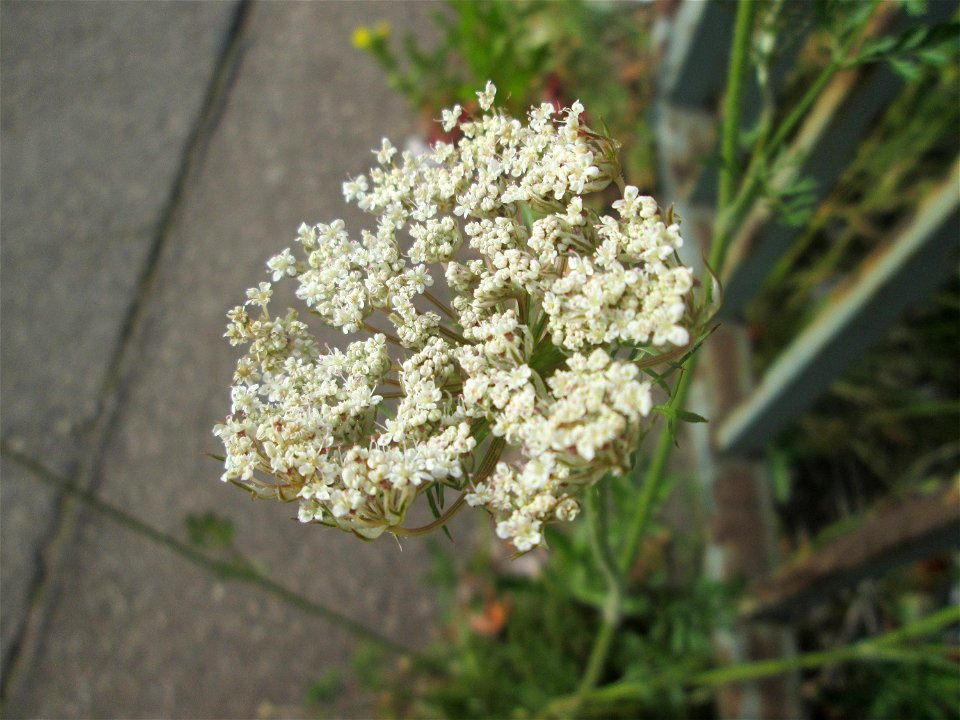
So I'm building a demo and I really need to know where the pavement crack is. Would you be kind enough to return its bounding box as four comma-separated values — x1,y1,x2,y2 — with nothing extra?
96,0,253,412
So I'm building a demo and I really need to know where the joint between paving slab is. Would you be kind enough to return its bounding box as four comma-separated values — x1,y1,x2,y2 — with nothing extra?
0,450,79,705
93,0,253,414
0,3,252,706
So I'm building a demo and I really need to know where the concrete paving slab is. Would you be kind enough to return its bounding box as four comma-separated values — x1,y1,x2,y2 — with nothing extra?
5,505,365,719
0,0,237,456
4,2,449,717
0,0,238,687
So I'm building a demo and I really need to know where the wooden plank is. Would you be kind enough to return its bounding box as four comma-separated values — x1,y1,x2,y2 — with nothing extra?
719,0,957,319
742,479,960,621
720,62,903,319
659,0,737,109
716,158,960,455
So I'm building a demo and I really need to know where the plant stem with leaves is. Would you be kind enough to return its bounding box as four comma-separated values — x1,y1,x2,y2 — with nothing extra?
567,2,759,708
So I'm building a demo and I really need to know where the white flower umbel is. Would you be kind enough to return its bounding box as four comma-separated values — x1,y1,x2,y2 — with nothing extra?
216,82,704,550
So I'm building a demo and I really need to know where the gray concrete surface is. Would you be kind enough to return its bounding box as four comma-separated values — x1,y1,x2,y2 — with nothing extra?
1,2,449,717
1,0,238,683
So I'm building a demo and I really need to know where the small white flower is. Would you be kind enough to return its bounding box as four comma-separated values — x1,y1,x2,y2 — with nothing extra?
441,104,462,133
477,81,496,111
342,175,368,202
555,497,580,522
267,248,297,281
375,137,397,165
245,281,273,308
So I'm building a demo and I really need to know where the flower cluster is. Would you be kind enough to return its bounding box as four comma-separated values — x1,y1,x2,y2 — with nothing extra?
215,82,700,551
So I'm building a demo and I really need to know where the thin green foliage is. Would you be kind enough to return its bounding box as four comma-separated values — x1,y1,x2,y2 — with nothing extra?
354,1,960,717
353,0,659,185
376,522,733,720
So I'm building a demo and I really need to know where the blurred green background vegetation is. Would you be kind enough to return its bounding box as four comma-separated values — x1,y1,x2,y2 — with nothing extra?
341,1,960,716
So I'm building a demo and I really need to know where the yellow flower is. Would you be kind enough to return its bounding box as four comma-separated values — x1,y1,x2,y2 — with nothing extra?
352,22,390,50
351,25,373,50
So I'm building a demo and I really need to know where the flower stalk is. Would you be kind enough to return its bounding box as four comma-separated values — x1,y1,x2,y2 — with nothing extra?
575,484,623,702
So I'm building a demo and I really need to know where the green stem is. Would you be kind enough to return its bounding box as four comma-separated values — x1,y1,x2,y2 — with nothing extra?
575,485,623,701
598,0,755,689
541,605,960,717
692,644,951,688
424,289,456,321
437,323,475,346
1,443,423,662
716,0,757,222
362,320,402,347
392,492,467,537
597,10,896,713
766,1,879,157
617,364,695,576
622,4,884,578
713,0,881,267
554,3,892,717
576,621,617,710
